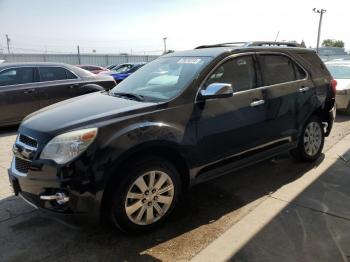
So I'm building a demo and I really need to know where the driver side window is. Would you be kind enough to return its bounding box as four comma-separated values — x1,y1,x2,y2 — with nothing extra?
206,55,257,92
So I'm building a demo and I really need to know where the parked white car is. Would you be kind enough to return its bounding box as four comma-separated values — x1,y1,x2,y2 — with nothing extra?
326,61,350,114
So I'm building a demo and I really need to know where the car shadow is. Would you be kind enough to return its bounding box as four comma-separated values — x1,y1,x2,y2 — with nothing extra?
232,148,350,262
0,153,326,262
0,125,18,138
335,113,350,123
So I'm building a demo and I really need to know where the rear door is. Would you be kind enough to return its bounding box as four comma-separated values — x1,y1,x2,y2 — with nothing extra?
257,52,314,141
196,54,273,166
37,66,82,108
0,67,40,125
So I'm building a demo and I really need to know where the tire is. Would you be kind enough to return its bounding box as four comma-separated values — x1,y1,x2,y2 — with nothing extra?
108,156,180,233
290,116,325,162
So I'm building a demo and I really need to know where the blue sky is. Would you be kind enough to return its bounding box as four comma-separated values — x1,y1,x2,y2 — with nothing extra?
0,0,348,54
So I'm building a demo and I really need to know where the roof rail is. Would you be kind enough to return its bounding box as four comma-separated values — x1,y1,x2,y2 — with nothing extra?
195,42,249,49
195,41,303,49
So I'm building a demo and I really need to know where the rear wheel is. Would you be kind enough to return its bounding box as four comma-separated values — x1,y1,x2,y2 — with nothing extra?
290,116,325,162
108,156,180,233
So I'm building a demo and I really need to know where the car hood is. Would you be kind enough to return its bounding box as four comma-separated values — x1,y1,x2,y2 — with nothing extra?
335,79,350,90
20,92,157,134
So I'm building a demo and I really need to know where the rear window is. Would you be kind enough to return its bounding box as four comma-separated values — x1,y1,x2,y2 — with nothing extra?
0,67,35,86
129,65,144,73
259,54,306,86
39,67,77,81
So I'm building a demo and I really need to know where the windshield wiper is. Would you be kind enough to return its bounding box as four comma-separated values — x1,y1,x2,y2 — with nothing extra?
110,92,144,101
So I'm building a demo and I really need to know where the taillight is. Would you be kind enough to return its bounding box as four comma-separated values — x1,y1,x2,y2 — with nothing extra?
330,79,337,98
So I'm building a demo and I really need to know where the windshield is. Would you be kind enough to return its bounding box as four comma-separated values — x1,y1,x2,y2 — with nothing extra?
111,56,211,101
113,64,133,73
327,65,350,79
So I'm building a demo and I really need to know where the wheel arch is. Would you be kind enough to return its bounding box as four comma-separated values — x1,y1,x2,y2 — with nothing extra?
100,141,191,216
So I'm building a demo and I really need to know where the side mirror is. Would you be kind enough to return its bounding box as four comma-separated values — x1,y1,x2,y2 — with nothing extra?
200,83,233,99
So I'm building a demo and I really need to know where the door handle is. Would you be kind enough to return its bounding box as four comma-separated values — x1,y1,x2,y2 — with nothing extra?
23,88,36,94
250,99,265,107
299,86,310,93
68,84,79,89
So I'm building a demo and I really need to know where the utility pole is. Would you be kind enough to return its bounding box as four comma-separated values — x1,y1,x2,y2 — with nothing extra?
163,37,167,54
77,45,81,64
274,31,280,42
313,8,326,54
6,34,10,54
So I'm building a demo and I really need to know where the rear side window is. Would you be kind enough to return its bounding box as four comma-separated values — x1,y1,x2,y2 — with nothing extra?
0,67,35,86
206,55,257,92
259,54,305,86
39,67,77,81
297,52,330,79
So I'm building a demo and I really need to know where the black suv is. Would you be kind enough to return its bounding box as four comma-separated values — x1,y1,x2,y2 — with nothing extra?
8,42,336,233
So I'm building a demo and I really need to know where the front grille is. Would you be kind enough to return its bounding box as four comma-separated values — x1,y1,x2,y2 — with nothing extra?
15,157,31,174
19,134,38,148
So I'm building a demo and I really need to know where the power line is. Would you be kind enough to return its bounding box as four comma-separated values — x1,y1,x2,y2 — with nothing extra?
8,33,158,43
10,47,75,54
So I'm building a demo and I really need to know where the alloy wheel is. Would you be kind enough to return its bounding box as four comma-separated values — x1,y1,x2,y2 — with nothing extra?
125,170,174,225
303,121,322,156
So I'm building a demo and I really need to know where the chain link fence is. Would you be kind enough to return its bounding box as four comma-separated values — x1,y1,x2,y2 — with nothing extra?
0,53,159,66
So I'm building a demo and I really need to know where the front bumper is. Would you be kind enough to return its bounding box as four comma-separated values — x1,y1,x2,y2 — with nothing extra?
8,156,101,220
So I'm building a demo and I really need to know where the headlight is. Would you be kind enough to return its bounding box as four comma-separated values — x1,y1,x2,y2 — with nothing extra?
40,128,98,164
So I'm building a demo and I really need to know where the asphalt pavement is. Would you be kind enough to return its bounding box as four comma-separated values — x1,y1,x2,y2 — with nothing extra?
1,114,350,262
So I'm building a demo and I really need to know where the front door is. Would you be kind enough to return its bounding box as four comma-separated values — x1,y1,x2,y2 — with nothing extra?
0,67,40,125
196,54,272,167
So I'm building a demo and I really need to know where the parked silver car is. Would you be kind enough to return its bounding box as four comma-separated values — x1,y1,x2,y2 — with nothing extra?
326,61,350,114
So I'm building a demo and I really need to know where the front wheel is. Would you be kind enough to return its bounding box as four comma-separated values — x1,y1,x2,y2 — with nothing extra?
108,157,180,233
290,116,325,162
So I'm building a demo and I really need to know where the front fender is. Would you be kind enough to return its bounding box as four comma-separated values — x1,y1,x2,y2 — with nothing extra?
89,121,188,197
102,121,185,154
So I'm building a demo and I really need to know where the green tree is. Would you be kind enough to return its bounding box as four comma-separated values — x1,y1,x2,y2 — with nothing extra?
322,39,345,48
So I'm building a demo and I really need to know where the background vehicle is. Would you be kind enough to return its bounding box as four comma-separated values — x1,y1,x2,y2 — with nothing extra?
0,62,116,127
106,64,120,70
100,63,146,83
8,43,335,233
326,60,350,114
76,65,109,74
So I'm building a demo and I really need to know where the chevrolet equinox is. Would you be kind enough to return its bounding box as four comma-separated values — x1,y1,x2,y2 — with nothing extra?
8,42,336,233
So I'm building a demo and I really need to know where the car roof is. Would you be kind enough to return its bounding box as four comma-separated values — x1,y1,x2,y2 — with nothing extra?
164,46,314,58
0,62,95,78
123,62,146,65
77,64,104,67
0,62,75,68
325,60,350,65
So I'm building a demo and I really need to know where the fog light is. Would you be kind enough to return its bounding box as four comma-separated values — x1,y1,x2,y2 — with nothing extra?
40,192,69,205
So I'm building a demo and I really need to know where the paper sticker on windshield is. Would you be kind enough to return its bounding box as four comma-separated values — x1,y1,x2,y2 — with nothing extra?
177,58,201,64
